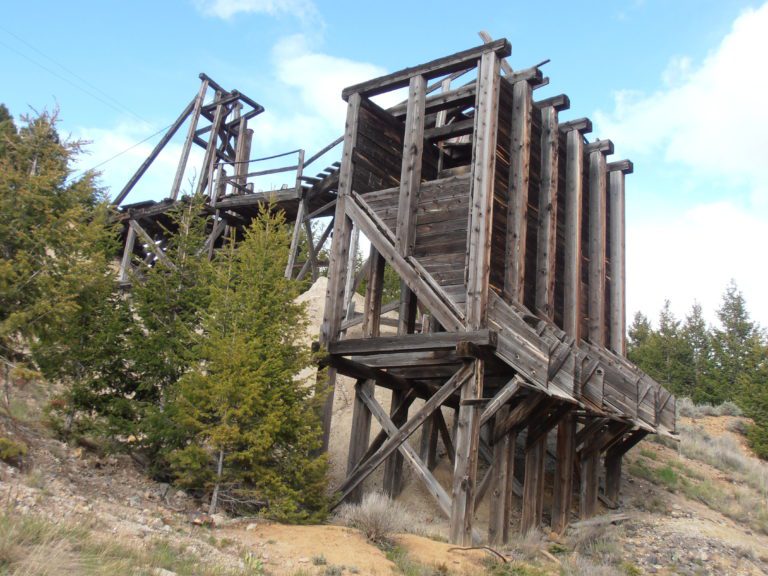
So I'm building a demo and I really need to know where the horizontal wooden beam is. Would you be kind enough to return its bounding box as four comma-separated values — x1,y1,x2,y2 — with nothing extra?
390,82,476,118
559,118,592,134
342,39,511,100
330,330,496,356
585,139,614,155
424,118,474,141
535,94,570,112
607,160,634,174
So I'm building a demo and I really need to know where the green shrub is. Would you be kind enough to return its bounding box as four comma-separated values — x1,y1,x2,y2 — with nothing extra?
0,437,27,467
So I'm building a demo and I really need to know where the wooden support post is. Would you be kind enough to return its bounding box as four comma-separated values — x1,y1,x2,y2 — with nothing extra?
604,450,622,506
587,148,608,346
521,432,546,533
113,97,196,206
285,149,306,278
118,225,136,284
607,161,632,355
504,79,532,304
171,78,208,201
319,94,361,451
488,406,510,545
195,91,227,199
580,448,600,519
534,104,560,319
502,430,518,544
450,49,500,546
563,128,585,340
128,220,175,270
551,412,576,533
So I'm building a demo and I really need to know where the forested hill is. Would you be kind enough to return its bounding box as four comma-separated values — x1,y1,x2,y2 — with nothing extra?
627,286,768,458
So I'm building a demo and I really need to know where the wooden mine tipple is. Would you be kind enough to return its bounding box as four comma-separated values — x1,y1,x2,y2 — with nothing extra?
318,38,676,544
113,36,676,546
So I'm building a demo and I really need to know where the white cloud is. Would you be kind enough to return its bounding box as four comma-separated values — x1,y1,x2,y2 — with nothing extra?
595,3,768,184
193,0,318,22
596,3,768,327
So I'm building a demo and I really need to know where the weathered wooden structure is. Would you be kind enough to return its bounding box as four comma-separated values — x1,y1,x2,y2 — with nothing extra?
115,74,343,283
318,38,676,545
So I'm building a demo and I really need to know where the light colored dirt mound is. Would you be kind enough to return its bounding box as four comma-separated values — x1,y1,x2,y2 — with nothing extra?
394,533,489,574
223,523,397,575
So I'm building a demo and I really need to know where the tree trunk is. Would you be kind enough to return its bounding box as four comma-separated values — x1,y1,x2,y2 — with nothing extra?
208,449,225,515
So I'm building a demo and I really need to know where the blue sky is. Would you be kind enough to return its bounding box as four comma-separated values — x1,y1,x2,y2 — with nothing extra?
2,0,767,328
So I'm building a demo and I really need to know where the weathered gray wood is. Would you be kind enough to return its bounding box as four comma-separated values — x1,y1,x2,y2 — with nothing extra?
479,30,513,75
450,359,484,545
504,79,532,304
319,94,361,451
535,104,559,319
607,163,630,355
330,330,495,356
346,379,374,503
344,192,464,331
128,220,175,270
114,98,196,206
384,387,409,497
479,376,523,427
563,128,584,340
118,225,136,284
579,449,600,519
195,91,227,199
502,429,518,543
171,78,209,201
337,363,473,502
551,412,576,534
588,149,608,346
488,406,510,545
466,50,501,330
342,39,510,100
285,149,306,278
604,450,622,506
521,430,546,533
435,408,456,465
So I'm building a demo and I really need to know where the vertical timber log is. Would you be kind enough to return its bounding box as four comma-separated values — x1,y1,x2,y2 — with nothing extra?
384,74,426,497
563,127,585,339
607,161,632,355
451,50,500,546
504,79,532,303
551,412,576,533
119,225,136,285
587,146,608,346
534,103,560,319
195,91,227,199
171,78,209,201
285,150,307,278
319,94,361,451
488,406,510,545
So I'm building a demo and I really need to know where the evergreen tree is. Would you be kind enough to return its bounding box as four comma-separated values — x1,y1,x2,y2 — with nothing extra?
168,206,328,521
681,303,714,403
0,107,111,413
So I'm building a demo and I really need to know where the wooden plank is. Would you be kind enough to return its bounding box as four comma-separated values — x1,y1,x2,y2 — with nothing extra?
466,50,501,330
450,359,484,545
342,39,511,100
128,220,175,270
479,375,523,427
563,128,584,340
534,104,559,319
170,78,208,201
520,430,546,533
579,450,600,519
588,149,608,346
502,429,518,543
344,192,465,331
607,164,629,355
488,406,510,545
195,91,227,199
551,412,576,534
285,149,306,278
113,97,196,206
346,379,374,503
319,94,361,451
504,79,532,304
336,364,473,501
118,225,136,284
389,83,476,118
435,408,456,465
329,330,496,356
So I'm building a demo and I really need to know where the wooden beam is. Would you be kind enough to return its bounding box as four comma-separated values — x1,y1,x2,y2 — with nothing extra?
346,379,374,503
520,429,546,533
344,192,464,331
341,39,511,100
587,149,608,346
329,330,496,356
466,50,501,330
170,78,208,201
563,128,585,340
336,363,473,502
534,103,559,319
285,149,306,278
118,225,136,284
113,97,196,206
504,79,532,304
319,94,362,451
450,360,484,545
479,375,523,427
607,164,629,355
551,412,576,534
488,406,510,545
128,220,175,270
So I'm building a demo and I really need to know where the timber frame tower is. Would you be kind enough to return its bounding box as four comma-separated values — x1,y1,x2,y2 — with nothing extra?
319,38,676,545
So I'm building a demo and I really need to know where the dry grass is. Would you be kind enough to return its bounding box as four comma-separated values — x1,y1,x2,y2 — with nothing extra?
677,398,742,418
335,491,420,543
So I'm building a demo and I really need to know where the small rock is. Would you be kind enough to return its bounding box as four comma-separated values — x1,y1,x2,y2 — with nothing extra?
246,523,258,531
151,569,177,576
